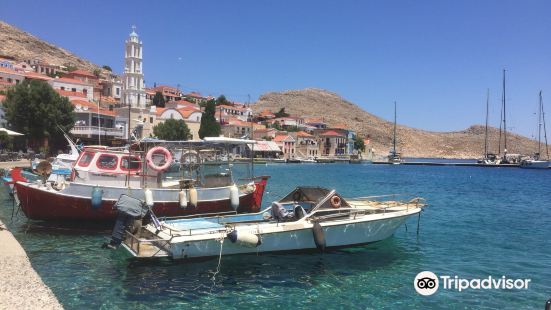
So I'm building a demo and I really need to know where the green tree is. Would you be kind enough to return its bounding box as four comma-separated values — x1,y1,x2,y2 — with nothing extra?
216,95,231,106
93,68,102,78
153,118,192,140
3,80,75,151
153,91,166,107
199,99,221,139
274,108,289,118
0,131,13,151
102,65,112,71
353,136,365,152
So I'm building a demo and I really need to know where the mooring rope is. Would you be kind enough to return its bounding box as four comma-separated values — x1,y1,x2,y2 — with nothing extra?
210,234,225,292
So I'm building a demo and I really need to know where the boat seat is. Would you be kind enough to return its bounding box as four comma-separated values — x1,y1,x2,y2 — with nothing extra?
294,205,306,220
271,202,295,222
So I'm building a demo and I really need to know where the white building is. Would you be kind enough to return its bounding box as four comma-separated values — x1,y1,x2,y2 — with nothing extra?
49,77,94,101
121,26,146,108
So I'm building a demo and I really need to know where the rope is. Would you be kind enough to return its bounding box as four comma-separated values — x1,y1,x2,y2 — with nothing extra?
210,234,225,292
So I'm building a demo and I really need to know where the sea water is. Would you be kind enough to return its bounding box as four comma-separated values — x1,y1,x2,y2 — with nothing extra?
1,164,550,309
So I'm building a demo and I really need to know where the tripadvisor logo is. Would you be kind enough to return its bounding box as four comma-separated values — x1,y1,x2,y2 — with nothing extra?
414,271,531,296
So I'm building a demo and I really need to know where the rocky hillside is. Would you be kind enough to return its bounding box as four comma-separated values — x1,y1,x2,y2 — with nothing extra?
254,88,540,158
0,20,97,71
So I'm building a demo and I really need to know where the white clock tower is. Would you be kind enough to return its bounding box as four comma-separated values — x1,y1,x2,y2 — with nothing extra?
122,26,146,108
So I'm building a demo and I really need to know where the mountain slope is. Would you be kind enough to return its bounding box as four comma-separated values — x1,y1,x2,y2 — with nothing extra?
0,20,97,70
254,88,540,158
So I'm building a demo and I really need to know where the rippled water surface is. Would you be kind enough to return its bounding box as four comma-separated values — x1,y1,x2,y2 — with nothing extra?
1,163,550,309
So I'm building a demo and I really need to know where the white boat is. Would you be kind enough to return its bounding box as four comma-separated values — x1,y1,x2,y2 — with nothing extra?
118,187,426,260
520,91,550,169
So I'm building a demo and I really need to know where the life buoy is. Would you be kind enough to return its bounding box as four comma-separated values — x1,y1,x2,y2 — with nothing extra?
330,195,341,208
146,146,173,171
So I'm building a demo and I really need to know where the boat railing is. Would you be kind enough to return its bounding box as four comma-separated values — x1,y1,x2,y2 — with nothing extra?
124,231,171,257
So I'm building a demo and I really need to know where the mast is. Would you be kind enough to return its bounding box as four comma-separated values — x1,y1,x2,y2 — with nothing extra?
393,101,397,154
541,92,549,159
502,69,507,155
538,91,542,157
484,89,489,157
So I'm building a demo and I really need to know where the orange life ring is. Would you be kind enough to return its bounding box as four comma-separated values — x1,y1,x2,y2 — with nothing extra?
330,195,341,208
146,146,173,171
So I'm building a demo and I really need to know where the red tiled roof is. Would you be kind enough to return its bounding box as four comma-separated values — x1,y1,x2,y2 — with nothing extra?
320,130,345,137
274,135,295,142
56,89,87,98
53,77,91,86
23,71,53,81
0,66,22,75
296,131,313,138
71,99,115,116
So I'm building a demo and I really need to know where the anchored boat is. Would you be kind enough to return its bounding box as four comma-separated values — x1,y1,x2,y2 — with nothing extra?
117,187,426,260
13,137,269,221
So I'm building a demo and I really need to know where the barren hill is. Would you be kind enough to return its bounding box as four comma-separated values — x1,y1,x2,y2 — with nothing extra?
0,20,97,71
254,88,540,159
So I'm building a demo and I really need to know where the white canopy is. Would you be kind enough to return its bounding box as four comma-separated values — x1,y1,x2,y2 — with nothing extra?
0,128,24,136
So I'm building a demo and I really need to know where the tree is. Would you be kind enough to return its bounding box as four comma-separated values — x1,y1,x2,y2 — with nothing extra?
153,118,192,141
93,68,102,78
216,95,231,106
354,136,365,152
0,131,13,151
102,65,112,71
199,99,221,139
153,91,166,107
274,108,289,118
3,80,75,151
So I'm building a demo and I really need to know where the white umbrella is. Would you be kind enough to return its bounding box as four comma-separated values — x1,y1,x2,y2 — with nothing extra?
0,128,24,136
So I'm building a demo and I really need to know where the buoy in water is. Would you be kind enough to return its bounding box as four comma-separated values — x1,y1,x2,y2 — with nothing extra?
91,186,103,210
189,187,198,207
144,188,154,207
179,189,188,208
227,230,261,247
312,222,326,251
230,184,239,210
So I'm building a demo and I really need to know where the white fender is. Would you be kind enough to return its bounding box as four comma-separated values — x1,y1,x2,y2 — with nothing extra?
189,187,198,207
179,189,188,208
230,184,239,210
144,188,154,207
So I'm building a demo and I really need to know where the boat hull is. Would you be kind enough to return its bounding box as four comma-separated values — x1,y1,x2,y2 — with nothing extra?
167,212,415,260
520,160,550,169
14,177,268,222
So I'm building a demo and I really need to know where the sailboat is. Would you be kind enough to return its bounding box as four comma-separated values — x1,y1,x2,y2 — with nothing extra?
387,101,402,164
520,91,550,169
478,89,500,164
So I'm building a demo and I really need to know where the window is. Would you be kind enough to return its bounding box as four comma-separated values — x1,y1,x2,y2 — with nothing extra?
77,152,95,167
120,156,141,171
150,117,153,124
60,86,65,90
7,78,12,83
116,88,120,95
72,88,77,92
96,154,118,170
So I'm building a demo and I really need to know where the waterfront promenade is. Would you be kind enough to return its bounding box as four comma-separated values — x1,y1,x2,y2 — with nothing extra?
0,219,63,309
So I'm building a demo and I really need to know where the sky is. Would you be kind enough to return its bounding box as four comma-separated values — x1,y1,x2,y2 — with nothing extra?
2,0,551,138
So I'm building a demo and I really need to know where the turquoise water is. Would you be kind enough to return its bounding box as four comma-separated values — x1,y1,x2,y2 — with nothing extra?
1,164,550,309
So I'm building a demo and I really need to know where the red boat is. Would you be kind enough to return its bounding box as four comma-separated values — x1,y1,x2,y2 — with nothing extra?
13,138,270,221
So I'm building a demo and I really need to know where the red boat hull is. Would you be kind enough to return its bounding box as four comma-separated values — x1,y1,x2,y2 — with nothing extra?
15,177,269,221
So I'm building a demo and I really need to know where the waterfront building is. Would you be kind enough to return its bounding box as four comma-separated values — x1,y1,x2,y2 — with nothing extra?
316,129,347,156
121,26,146,108
253,128,279,140
292,131,319,158
48,77,94,100
274,134,296,159
222,118,265,139
153,105,202,139
70,99,124,143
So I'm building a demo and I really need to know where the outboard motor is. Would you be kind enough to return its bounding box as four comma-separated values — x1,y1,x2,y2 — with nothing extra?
103,194,149,249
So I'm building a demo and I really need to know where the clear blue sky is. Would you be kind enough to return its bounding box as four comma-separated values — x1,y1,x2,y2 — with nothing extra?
3,0,551,138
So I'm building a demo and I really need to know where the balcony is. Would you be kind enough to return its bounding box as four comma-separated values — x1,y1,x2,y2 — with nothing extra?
71,126,125,138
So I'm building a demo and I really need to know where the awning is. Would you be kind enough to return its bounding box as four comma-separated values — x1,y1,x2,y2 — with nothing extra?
247,141,281,152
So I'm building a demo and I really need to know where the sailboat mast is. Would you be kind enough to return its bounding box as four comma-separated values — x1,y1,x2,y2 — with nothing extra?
541,92,549,159
484,89,489,157
502,69,507,153
538,91,542,156
393,101,397,154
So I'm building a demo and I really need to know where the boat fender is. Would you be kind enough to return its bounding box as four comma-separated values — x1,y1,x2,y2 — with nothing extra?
227,230,261,247
230,184,239,210
189,187,198,207
146,146,173,171
330,195,341,208
178,189,188,208
312,222,326,251
144,188,154,207
91,186,103,210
